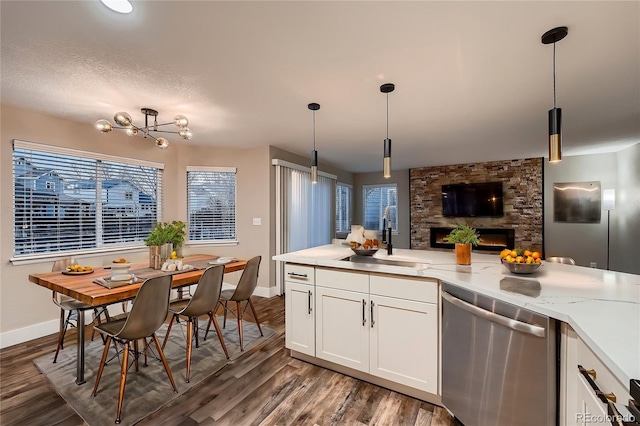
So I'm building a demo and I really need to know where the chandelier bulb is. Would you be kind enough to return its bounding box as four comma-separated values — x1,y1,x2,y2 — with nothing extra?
179,127,193,140
174,114,189,128
125,126,138,137
114,111,132,127
95,119,113,133
156,138,169,149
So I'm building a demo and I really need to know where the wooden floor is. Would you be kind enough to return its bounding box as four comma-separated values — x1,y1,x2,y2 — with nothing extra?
0,295,456,426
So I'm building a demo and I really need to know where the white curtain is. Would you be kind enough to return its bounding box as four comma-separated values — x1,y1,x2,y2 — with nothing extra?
274,159,336,293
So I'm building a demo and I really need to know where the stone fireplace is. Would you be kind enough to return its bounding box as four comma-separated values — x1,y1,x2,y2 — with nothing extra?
410,158,543,252
430,227,515,252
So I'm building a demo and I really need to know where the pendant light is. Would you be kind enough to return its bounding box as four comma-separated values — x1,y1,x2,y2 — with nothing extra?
380,83,395,178
542,26,568,163
308,102,320,184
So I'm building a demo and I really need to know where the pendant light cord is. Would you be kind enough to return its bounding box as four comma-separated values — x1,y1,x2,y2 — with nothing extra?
553,42,557,108
312,111,316,151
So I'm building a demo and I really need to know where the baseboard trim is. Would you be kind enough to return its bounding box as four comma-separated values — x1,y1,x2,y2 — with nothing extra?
0,319,59,349
253,285,280,298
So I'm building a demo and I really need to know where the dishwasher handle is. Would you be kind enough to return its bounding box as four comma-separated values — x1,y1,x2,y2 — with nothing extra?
442,291,546,338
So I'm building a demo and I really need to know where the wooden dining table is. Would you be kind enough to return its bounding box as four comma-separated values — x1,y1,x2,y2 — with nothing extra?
28,254,246,385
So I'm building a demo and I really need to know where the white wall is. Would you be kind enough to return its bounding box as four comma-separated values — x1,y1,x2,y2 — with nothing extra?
543,144,639,273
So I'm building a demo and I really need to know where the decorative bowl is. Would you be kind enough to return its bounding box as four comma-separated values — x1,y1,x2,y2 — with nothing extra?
501,259,542,274
351,247,379,256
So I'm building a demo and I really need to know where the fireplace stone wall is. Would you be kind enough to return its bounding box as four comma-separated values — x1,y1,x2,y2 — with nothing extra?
410,158,543,252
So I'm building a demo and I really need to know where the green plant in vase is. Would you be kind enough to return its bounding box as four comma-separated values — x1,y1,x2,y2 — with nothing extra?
444,224,480,265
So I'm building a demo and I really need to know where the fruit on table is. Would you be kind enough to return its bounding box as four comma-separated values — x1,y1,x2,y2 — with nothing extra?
170,251,178,259
66,264,93,272
113,258,127,263
500,248,541,264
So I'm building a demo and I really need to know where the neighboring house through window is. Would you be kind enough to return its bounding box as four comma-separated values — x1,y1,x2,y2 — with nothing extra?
186,167,237,243
12,140,163,258
363,184,398,233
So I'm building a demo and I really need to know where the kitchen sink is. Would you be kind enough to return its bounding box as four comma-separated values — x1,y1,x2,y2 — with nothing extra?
341,255,429,270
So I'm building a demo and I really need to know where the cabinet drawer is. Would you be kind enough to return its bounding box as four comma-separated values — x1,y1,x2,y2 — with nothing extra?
370,274,438,303
577,337,629,404
284,264,315,285
316,268,369,293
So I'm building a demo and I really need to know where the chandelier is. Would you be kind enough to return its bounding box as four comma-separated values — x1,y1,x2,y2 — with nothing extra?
95,107,192,149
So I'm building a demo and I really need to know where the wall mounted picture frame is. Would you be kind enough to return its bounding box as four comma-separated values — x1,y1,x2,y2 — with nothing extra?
553,181,601,223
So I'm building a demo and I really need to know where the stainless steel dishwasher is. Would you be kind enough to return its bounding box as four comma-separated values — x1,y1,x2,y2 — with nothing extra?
441,282,558,426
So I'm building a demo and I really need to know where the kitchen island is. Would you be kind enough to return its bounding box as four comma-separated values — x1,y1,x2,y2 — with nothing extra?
273,243,640,425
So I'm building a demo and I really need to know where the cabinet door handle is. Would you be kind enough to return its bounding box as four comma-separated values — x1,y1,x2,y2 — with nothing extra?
362,299,366,326
308,290,312,314
596,391,616,403
287,272,308,279
579,365,597,380
371,301,375,328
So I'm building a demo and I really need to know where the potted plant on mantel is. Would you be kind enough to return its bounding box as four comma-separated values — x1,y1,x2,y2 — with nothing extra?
145,221,186,269
444,224,480,265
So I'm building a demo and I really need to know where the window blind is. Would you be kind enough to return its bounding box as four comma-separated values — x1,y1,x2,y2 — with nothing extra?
363,184,398,232
186,167,237,243
13,141,162,258
336,182,353,234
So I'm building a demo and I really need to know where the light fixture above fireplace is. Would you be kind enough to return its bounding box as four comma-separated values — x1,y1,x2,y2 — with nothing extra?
95,107,192,150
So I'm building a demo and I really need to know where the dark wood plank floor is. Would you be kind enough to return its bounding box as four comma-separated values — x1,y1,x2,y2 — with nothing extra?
0,295,456,426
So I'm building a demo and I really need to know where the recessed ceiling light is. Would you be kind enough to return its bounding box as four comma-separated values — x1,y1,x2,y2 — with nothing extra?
100,0,133,14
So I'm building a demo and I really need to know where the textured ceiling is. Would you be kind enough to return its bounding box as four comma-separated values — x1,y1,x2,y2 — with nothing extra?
2,1,639,173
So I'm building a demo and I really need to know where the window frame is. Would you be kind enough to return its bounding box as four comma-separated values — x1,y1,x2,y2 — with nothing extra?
11,140,164,264
186,166,238,245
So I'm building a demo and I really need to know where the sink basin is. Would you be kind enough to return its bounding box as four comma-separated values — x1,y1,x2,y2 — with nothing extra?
342,255,429,270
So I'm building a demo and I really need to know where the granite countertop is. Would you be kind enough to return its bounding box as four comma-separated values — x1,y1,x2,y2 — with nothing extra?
273,244,640,388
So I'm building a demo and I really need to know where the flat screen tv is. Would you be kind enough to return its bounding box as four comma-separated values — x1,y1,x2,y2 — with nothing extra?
442,182,504,217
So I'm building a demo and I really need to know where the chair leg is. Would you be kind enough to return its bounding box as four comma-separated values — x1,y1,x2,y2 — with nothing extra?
133,339,139,372
152,333,178,394
53,308,66,363
203,301,222,341
247,298,264,337
236,301,244,351
203,316,212,341
143,337,148,367
194,317,200,349
208,312,229,359
223,300,229,329
162,314,177,350
115,342,130,424
92,335,112,396
186,319,194,383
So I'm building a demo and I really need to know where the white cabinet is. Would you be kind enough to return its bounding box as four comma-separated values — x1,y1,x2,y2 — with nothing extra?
284,264,315,356
313,268,439,393
369,294,438,393
576,373,608,425
315,285,370,372
285,281,315,356
562,324,630,426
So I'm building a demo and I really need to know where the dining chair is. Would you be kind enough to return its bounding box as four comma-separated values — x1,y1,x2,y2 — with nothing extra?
51,259,110,363
546,256,576,265
91,275,178,424
162,265,229,382
205,256,263,351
